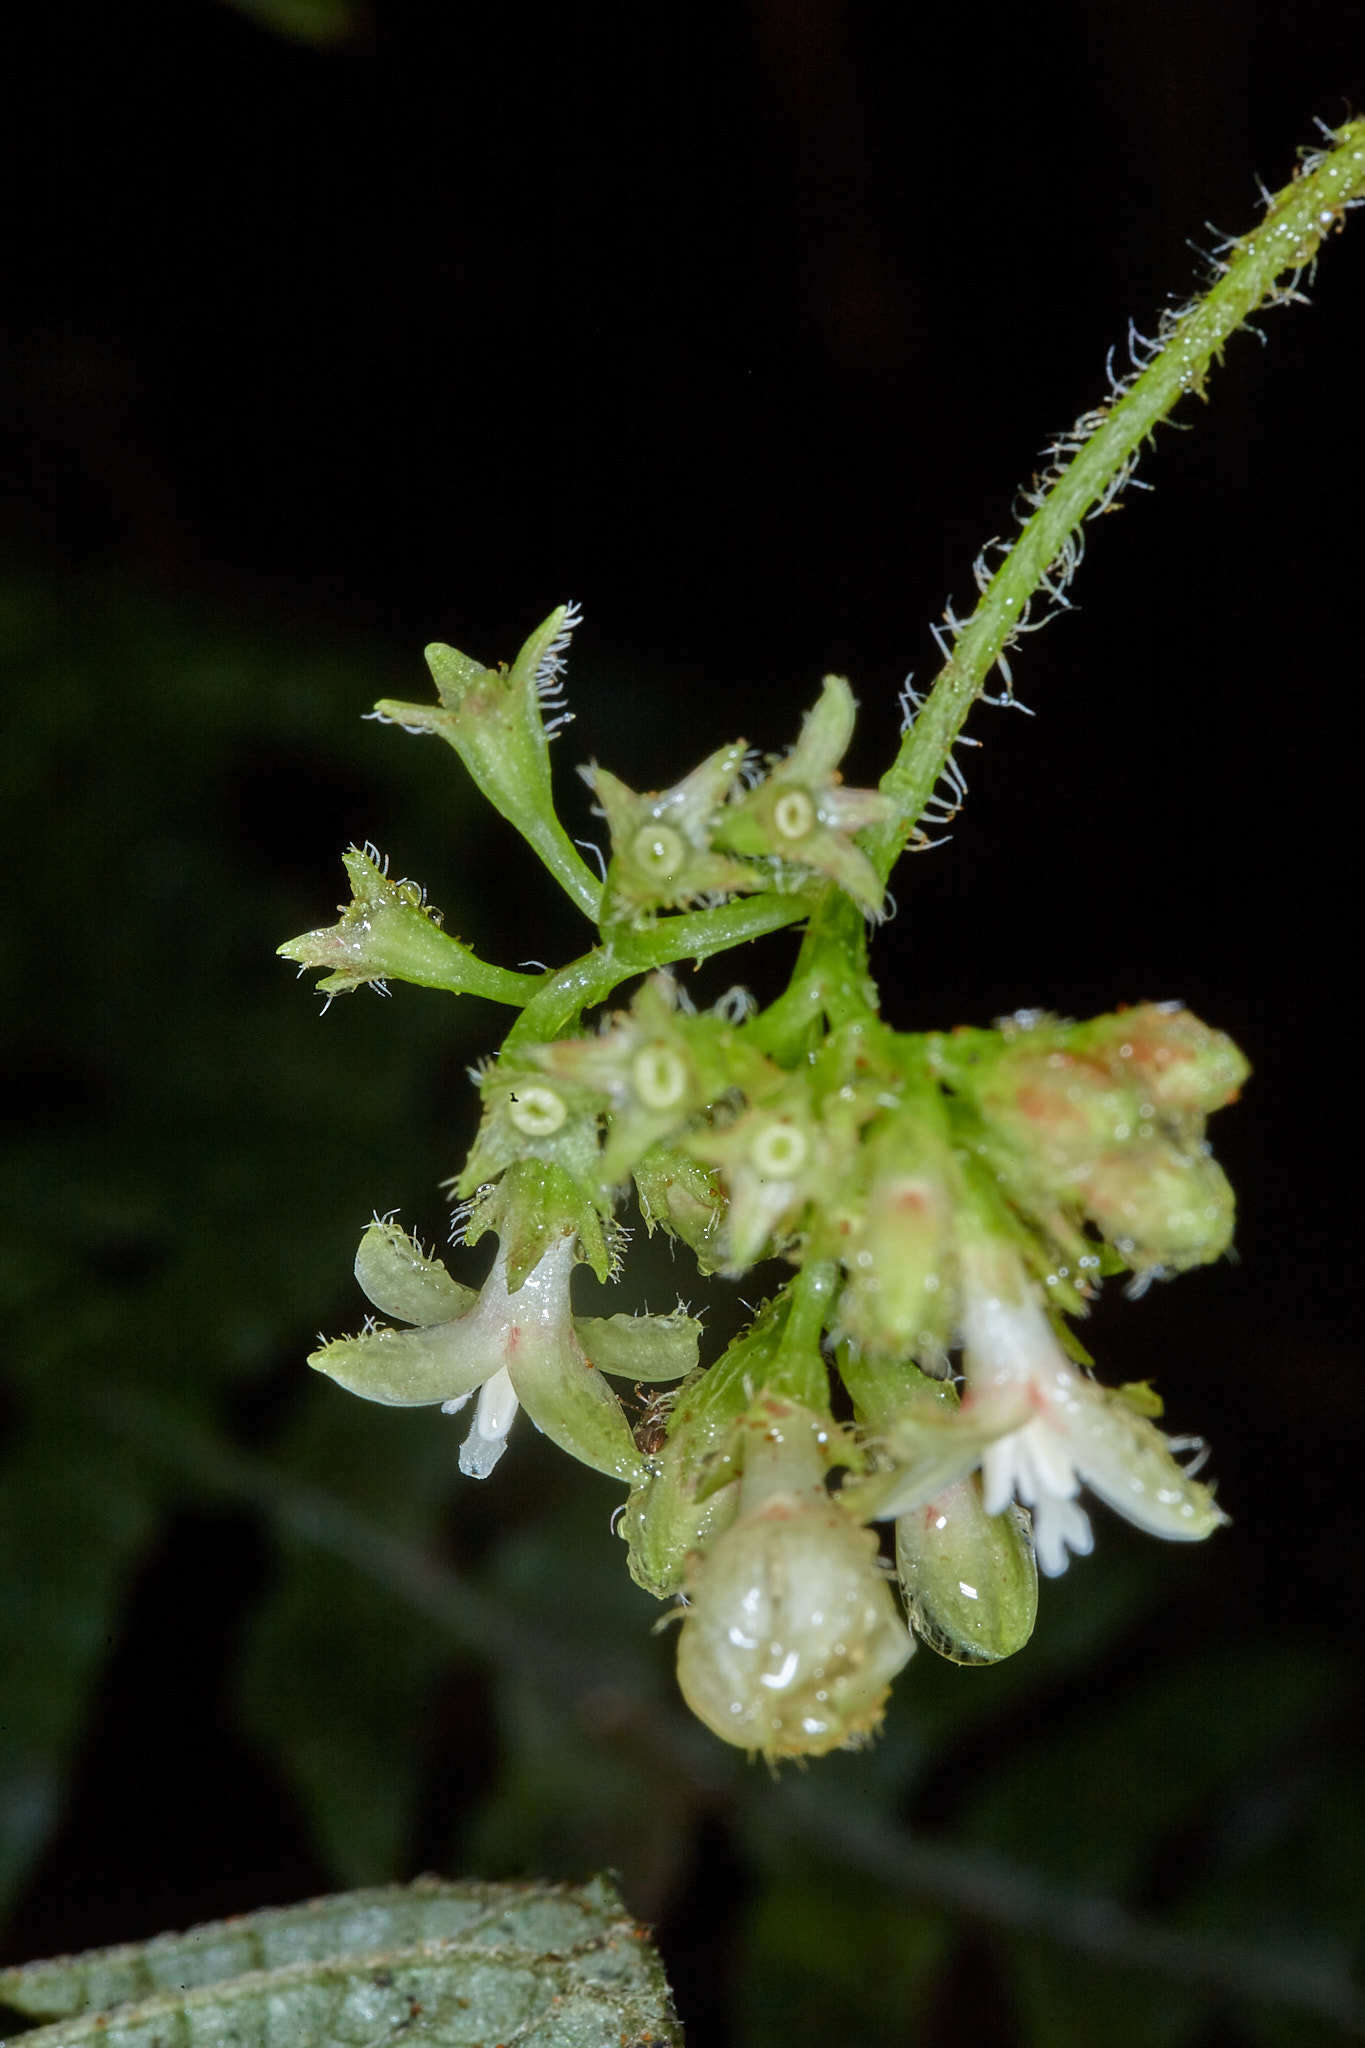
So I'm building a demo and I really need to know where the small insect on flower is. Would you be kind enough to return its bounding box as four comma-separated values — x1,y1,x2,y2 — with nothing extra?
632,1383,678,1457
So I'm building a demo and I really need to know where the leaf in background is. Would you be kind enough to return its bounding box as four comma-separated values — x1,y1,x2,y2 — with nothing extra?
1,572,486,1917
958,1644,1354,2045
215,0,363,47
459,1481,711,1915
234,1393,465,1886
1007,1940,1207,2048
0,1874,681,2046
1186,1718,1365,2048
739,1865,946,2048
0,1411,157,1917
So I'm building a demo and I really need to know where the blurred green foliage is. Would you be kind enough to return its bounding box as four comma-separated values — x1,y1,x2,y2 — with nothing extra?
216,0,362,48
2,566,1362,2045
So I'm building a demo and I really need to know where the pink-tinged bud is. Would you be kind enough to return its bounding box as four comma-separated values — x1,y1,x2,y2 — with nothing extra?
835,1172,955,1360
1076,1139,1235,1273
1072,1004,1250,1118
973,1048,1146,1172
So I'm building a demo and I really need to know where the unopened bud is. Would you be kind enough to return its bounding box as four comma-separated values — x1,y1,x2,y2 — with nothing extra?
1077,1139,1236,1272
675,1402,911,1757
895,1478,1037,1665
836,1170,955,1360
973,1047,1146,1171
1071,1004,1250,1119
632,1145,728,1271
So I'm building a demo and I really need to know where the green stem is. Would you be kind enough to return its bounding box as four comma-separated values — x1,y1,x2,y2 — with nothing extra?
868,118,1365,879
504,891,817,1045
747,889,876,1059
764,1257,838,1409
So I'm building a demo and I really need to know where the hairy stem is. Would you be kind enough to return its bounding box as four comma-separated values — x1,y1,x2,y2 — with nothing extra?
868,118,1365,878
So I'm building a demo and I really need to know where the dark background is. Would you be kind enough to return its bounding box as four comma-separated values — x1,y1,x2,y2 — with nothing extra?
3,2,1363,2043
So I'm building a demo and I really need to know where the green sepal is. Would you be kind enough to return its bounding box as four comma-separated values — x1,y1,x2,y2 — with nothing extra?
278,845,541,1004
373,607,602,919
710,677,897,913
354,1216,475,1324
464,1160,613,1288
631,1145,728,1271
308,1318,493,1408
574,1307,702,1382
585,743,766,922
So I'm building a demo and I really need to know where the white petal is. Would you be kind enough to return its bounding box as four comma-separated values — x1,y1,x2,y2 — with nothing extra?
1031,1493,1093,1577
962,1283,1060,1389
1067,1383,1229,1544
459,1366,520,1479
1014,1417,1081,1507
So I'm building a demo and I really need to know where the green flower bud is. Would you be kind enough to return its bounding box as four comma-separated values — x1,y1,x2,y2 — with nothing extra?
1076,1138,1236,1273
278,845,540,1006
620,1298,790,1597
834,1164,956,1361
631,1145,728,1272
895,1479,1037,1665
371,606,602,919
620,1405,744,1600
583,743,766,921
710,677,897,913
675,1401,912,1758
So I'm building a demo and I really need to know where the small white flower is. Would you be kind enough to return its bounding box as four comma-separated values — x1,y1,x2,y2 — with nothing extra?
960,1264,1226,1576
310,1224,644,1484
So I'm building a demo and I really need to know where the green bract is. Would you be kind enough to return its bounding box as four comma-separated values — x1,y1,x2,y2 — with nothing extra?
282,121,1365,1756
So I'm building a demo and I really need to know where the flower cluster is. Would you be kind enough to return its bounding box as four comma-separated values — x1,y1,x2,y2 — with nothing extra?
285,606,1247,1761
